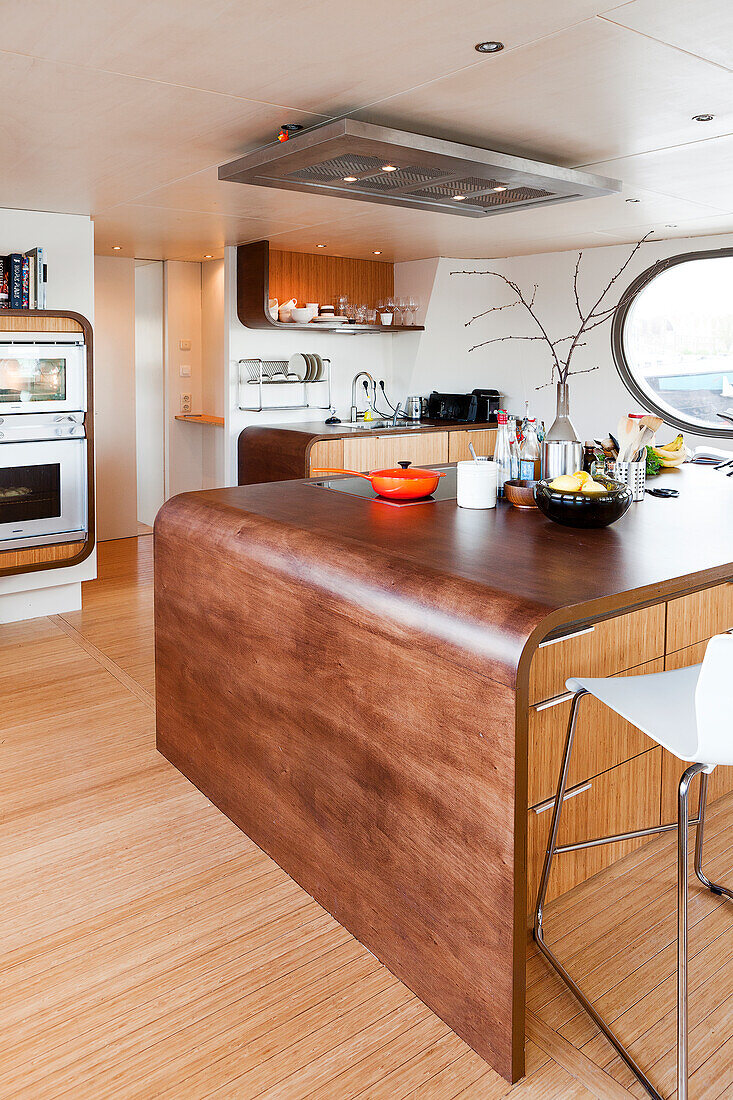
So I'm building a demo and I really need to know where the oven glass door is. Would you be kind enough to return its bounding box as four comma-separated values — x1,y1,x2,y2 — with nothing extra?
0,345,86,413
0,439,87,548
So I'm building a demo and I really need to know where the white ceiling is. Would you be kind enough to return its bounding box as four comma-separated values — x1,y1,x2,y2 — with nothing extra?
2,0,731,261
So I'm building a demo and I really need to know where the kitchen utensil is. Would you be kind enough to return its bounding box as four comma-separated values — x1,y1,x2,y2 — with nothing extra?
615,451,647,502
640,414,663,434
468,442,478,461
646,487,679,498
616,416,641,461
457,459,497,509
535,475,632,529
311,461,445,501
542,439,583,480
503,479,538,510
405,395,422,420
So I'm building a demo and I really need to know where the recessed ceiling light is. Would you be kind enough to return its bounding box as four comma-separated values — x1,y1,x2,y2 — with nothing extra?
372,250,382,255
204,254,213,259
112,245,122,250
475,41,504,53
343,175,358,182
493,185,507,192
316,243,327,248
626,198,640,203
381,164,398,172
452,195,466,201
665,224,678,228
692,113,714,122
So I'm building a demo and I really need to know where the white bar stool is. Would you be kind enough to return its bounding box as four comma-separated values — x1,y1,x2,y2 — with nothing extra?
533,632,733,1100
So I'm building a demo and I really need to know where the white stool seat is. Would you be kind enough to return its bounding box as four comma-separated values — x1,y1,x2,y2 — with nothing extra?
567,664,701,762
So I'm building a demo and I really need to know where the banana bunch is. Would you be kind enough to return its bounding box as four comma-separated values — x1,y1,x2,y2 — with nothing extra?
649,433,688,468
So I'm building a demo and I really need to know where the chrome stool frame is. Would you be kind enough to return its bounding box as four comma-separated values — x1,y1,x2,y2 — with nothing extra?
533,689,733,1100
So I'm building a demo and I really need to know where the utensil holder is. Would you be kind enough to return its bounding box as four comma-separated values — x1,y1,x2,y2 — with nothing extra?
615,450,646,502
542,440,583,480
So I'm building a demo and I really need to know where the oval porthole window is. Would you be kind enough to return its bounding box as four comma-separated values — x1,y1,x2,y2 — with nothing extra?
612,248,733,437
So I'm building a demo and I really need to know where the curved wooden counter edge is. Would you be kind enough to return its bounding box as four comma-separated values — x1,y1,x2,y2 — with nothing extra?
153,469,733,1085
0,309,95,578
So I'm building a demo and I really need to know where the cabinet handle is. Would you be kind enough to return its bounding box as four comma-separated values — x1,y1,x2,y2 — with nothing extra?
535,691,575,712
538,625,595,649
533,782,592,815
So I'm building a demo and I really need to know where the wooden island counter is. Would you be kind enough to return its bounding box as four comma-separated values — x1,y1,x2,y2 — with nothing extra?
153,464,733,1084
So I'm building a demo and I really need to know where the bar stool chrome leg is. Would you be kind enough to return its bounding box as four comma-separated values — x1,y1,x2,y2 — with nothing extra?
678,763,707,1100
694,770,733,901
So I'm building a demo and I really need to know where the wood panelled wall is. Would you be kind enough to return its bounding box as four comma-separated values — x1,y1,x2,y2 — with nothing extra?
269,250,394,310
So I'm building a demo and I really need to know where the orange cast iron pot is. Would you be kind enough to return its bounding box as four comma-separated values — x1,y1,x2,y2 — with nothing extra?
312,460,446,500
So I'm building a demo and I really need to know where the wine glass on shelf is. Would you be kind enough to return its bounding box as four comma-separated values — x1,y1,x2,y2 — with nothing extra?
408,295,419,326
397,295,409,325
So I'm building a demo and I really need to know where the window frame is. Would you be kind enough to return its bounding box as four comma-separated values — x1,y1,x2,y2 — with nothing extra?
611,246,733,439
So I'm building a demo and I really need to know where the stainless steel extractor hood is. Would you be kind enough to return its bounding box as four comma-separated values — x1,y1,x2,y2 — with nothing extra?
218,119,621,218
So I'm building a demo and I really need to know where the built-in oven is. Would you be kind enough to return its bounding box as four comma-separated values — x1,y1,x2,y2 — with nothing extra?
0,413,87,550
0,332,86,414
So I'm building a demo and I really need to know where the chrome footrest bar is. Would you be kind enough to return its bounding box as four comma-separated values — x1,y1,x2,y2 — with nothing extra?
554,817,701,854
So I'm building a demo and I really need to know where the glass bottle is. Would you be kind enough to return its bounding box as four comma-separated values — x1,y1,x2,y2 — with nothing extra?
520,419,542,480
494,410,512,496
507,416,520,480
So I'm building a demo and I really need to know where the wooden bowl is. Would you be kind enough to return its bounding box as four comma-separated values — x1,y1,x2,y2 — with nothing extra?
504,479,538,509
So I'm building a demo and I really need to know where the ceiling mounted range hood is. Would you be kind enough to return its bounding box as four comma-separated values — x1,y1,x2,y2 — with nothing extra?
218,119,621,218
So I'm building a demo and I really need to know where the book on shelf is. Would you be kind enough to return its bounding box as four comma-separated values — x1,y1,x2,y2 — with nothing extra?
0,247,46,309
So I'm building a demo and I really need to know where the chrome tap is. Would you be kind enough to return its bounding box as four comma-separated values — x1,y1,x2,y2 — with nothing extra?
350,371,376,423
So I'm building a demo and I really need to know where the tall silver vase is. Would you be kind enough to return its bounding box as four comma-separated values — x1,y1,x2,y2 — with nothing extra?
542,382,582,478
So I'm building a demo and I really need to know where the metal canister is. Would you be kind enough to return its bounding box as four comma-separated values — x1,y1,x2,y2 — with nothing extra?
542,439,583,480
405,395,422,420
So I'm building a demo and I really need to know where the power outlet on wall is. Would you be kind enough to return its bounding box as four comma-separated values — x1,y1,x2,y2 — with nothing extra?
180,393,192,414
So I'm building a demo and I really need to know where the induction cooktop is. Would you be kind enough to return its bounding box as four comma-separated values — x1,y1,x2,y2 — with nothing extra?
311,466,457,507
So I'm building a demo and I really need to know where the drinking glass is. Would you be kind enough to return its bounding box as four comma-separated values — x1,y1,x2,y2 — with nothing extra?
397,296,409,325
408,296,419,325
335,294,348,317
345,301,356,323
367,308,377,325
355,304,367,325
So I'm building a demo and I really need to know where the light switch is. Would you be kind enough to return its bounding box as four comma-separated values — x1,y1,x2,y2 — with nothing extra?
179,339,192,351
179,365,192,377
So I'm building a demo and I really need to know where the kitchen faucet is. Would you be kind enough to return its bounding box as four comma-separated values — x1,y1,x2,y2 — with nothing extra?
350,371,376,423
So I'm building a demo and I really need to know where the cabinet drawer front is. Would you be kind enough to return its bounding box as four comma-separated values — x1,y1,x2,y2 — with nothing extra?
343,432,448,472
529,604,665,705
667,582,733,653
528,658,663,807
527,748,661,911
448,429,496,463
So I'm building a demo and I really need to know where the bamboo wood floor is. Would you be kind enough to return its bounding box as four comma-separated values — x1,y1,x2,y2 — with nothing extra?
3,535,732,1098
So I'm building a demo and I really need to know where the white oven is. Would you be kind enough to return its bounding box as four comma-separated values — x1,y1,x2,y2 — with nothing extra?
0,333,86,414
0,413,87,550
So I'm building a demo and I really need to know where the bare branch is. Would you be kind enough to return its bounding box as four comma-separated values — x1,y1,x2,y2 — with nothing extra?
464,300,520,327
573,252,583,321
566,364,599,378
467,335,548,353
467,271,561,371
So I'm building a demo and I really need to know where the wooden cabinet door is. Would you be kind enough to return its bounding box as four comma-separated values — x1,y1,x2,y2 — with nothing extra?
666,582,733,654
308,439,344,475
343,431,448,472
528,657,663,807
660,640,733,820
528,604,665,705
448,429,496,462
527,749,661,912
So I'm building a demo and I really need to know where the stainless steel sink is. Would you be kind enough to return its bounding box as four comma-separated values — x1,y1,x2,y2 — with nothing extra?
340,420,424,430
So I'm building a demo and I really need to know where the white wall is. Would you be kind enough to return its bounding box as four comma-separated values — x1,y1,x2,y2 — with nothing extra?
201,259,226,490
94,255,138,540
393,233,733,450
224,247,404,485
165,260,205,498
135,261,165,527
0,207,95,617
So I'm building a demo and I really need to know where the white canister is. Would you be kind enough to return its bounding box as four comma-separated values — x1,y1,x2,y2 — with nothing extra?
456,459,498,509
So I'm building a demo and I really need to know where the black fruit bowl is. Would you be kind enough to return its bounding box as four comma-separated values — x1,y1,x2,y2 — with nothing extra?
534,475,633,529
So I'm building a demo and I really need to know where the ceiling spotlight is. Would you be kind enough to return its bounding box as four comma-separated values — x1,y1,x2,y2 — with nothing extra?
204,254,213,259
452,194,466,201
693,113,714,122
343,175,358,182
372,250,382,255
492,185,507,192
316,243,327,248
665,224,678,228
475,41,504,53
626,198,640,203
381,164,398,172
112,245,122,250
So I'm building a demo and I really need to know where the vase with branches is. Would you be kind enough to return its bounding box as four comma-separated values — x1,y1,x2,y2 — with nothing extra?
450,232,651,441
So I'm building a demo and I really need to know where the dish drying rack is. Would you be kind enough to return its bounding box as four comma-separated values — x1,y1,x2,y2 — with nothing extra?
237,357,332,412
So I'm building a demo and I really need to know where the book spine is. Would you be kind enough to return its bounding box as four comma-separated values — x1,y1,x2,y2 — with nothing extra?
40,250,47,308
9,254,23,308
0,257,8,309
21,256,29,308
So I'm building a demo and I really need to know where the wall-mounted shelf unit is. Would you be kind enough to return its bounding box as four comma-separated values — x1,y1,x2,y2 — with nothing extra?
238,358,332,413
236,240,424,334
174,414,224,426
0,309,95,578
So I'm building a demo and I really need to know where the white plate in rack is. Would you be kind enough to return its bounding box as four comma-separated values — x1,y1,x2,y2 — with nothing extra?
287,353,308,381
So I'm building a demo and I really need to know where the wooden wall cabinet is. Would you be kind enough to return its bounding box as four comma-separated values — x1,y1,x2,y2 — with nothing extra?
0,310,95,578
